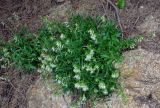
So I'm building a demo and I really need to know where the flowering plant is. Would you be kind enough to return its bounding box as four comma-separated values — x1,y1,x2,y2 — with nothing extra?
37,15,141,103
1,15,143,105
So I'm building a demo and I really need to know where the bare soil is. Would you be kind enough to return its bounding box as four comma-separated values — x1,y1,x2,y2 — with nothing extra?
0,0,160,108
0,68,38,108
121,0,160,54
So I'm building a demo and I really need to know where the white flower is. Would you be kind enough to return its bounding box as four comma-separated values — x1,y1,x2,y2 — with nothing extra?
57,80,62,84
101,16,106,22
85,50,94,61
90,49,94,55
85,55,91,61
52,47,56,52
41,60,47,65
73,65,81,73
82,85,89,91
60,34,65,39
3,48,8,52
86,65,92,71
75,83,88,91
75,83,81,89
37,69,41,73
114,63,121,69
50,37,54,40
55,75,59,79
46,56,52,61
38,57,42,61
75,23,78,30
94,89,98,93
13,36,18,42
86,65,94,74
94,65,99,69
50,63,56,68
98,82,106,89
88,29,97,43
73,68,80,73
111,72,119,78
82,65,85,69
46,65,52,72
48,27,52,33
64,21,69,27
82,94,87,101
137,36,144,42
56,41,63,49
103,89,108,95
130,43,136,49
74,75,81,80
85,65,99,74
41,53,46,58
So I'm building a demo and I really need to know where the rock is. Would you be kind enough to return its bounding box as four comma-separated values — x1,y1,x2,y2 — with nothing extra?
49,0,102,21
137,15,159,35
96,48,160,108
119,48,160,107
27,79,71,108
48,0,71,21
71,0,104,16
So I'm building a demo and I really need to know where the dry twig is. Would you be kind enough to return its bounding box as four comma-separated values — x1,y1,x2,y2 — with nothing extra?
63,94,70,108
102,0,124,38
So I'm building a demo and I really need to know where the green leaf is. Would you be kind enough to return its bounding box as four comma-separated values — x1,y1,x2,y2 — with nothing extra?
117,0,125,9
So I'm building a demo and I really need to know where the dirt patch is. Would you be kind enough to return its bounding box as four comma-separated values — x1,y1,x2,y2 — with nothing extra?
120,0,160,53
0,0,54,40
0,68,38,108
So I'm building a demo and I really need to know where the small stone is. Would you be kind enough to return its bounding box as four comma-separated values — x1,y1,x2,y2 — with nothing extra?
27,79,71,108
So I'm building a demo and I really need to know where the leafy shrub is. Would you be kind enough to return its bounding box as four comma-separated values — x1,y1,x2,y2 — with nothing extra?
37,15,142,103
1,15,143,105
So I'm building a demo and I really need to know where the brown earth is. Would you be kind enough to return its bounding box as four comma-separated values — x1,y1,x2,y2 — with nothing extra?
0,0,160,108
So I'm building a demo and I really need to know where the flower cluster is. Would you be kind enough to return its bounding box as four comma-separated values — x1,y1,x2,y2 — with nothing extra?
88,29,97,43
130,36,144,49
83,64,99,74
98,82,108,95
0,48,10,68
85,49,94,61
38,51,55,78
75,82,89,91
